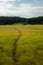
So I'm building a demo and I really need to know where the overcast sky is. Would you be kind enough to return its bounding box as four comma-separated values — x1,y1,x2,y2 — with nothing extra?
0,0,43,18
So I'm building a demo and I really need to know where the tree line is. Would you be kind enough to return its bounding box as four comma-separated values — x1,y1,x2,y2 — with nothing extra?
0,16,43,25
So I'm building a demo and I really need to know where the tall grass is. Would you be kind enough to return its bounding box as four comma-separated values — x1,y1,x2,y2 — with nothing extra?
0,25,43,65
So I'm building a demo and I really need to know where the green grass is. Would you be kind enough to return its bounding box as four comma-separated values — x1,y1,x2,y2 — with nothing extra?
0,25,43,65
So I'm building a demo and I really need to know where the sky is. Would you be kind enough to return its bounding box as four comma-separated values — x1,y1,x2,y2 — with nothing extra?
0,0,43,18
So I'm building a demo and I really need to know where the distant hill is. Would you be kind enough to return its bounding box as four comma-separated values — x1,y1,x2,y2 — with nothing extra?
0,16,43,25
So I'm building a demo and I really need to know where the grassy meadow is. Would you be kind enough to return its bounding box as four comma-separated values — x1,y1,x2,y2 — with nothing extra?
0,24,43,65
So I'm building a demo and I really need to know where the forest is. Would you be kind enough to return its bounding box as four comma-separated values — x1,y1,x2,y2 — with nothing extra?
0,16,43,25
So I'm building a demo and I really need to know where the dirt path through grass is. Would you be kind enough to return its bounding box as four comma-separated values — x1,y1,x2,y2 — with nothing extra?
13,27,22,65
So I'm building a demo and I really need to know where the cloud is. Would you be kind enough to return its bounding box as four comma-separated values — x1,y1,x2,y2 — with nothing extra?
0,0,43,17
0,0,16,2
5,3,43,17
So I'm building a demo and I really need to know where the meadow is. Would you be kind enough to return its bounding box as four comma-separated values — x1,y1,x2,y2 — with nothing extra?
0,24,43,65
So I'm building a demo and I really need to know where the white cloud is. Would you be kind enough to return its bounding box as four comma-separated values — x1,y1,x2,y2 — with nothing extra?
0,0,16,2
0,1,43,17
5,3,43,17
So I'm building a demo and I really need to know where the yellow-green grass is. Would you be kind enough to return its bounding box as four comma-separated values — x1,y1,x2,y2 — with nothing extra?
0,25,43,65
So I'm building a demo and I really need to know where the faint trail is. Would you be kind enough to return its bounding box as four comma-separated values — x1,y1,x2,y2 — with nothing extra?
13,27,22,65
